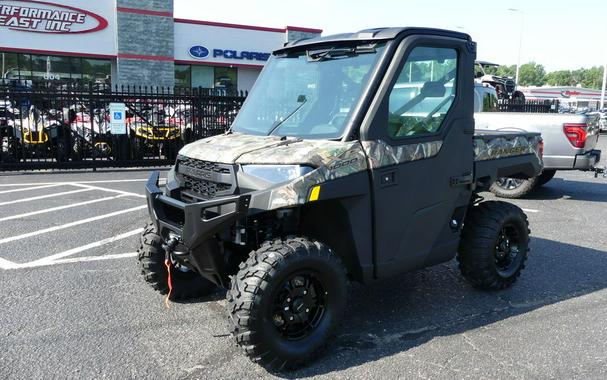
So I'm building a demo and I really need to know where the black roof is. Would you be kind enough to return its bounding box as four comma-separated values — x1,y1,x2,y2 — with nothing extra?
276,27,471,53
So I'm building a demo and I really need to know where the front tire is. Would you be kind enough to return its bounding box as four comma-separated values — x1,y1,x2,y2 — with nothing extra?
227,237,347,370
137,223,216,300
458,201,530,290
490,176,539,198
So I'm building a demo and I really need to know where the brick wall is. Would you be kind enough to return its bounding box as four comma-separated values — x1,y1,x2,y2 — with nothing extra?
115,0,175,88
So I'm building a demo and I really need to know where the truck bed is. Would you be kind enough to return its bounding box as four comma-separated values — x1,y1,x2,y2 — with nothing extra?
473,130,543,189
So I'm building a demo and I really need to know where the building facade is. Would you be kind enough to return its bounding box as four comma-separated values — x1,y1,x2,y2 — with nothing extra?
0,0,321,91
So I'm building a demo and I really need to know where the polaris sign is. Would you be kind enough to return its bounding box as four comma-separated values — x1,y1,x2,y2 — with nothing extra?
188,45,270,62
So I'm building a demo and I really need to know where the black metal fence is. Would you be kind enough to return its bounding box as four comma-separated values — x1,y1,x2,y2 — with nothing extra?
498,99,559,113
0,82,246,171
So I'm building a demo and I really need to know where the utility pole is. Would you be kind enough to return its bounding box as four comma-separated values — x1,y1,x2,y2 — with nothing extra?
601,63,607,111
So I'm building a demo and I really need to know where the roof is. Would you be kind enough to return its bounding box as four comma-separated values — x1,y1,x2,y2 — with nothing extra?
276,27,471,53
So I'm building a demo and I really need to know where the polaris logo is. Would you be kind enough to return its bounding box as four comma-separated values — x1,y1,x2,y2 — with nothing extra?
189,45,210,59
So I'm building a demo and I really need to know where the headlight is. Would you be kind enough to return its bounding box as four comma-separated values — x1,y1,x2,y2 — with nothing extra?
240,164,314,184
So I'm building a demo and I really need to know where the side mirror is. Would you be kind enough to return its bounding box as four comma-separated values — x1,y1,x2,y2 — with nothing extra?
420,81,446,98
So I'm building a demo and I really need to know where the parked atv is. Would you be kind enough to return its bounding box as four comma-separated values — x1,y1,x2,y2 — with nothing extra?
138,27,542,370
475,61,525,101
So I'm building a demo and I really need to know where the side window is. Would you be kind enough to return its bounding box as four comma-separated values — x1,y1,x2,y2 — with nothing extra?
483,91,499,112
387,47,458,138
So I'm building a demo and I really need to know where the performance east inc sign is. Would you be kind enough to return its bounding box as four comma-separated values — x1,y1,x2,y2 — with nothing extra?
0,0,108,34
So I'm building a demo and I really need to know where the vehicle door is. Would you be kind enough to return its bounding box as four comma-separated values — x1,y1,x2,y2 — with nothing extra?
360,35,475,278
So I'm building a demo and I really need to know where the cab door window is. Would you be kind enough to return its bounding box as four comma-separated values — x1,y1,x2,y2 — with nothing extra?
387,47,458,138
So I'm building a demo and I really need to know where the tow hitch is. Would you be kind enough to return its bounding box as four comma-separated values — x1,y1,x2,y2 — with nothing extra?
593,166,606,178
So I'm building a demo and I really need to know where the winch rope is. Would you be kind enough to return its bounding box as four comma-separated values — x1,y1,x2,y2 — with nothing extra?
164,258,173,309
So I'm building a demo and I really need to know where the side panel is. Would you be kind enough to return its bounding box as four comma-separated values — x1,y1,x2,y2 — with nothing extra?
360,34,476,279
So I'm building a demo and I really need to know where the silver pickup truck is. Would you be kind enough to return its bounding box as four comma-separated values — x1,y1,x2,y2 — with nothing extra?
474,84,602,198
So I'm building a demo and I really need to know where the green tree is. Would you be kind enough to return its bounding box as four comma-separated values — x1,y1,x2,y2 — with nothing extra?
518,62,546,86
545,70,575,86
581,66,604,89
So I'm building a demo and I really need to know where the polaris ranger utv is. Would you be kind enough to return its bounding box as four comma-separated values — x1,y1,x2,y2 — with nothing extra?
139,27,542,370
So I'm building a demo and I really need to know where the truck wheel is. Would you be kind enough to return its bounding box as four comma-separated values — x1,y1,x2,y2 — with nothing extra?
490,176,538,198
227,237,348,370
458,201,530,290
536,170,556,187
137,223,216,300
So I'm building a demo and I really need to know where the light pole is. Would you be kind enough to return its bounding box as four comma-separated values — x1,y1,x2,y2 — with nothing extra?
601,63,606,111
508,8,524,86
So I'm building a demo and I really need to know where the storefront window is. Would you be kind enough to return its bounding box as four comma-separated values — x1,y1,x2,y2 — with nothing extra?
82,58,111,86
174,64,191,88
2,52,110,89
192,65,214,88
214,67,237,91
1,52,19,80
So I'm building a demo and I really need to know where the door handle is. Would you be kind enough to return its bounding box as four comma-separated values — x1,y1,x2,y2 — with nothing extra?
379,170,397,187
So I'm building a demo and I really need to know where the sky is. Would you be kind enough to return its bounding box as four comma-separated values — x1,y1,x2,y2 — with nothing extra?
174,0,607,72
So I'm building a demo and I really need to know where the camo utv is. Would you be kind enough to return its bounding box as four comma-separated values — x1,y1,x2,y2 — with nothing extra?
138,27,542,370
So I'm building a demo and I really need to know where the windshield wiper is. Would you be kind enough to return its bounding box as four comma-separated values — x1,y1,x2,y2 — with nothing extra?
307,44,376,62
267,95,308,135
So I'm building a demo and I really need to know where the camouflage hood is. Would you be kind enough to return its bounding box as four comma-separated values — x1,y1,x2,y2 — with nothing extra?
178,132,362,166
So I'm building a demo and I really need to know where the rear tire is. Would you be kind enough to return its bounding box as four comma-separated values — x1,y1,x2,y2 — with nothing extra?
137,223,216,300
227,237,347,371
458,201,530,290
536,169,556,187
490,176,538,198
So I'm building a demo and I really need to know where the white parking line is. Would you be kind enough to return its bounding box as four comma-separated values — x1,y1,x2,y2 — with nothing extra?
0,205,147,245
0,194,131,222
22,252,139,268
0,257,17,270
24,228,144,266
522,208,540,213
70,183,146,198
0,178,166,187
0,188,95,206
0,183,64,194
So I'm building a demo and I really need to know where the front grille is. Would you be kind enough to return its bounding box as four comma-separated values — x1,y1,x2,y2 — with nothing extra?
176,155,234,201
182,174,231,199
178,156,230,174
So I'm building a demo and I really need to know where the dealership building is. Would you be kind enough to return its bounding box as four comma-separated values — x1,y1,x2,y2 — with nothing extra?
0,0,322,91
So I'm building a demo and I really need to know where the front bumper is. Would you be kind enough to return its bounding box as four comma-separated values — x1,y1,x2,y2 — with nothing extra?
145,171,251,287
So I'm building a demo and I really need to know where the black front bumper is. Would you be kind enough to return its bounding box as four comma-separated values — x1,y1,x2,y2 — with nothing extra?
145,171,251,287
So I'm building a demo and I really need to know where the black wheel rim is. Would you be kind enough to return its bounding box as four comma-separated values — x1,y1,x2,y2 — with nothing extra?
496,177,524,190
271,271,327,341
494,223,522,277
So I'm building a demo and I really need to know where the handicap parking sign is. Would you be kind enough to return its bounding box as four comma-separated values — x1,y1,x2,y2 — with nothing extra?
109,103,126,134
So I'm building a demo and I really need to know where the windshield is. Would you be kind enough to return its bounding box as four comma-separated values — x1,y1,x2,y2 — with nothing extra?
231,43,386,139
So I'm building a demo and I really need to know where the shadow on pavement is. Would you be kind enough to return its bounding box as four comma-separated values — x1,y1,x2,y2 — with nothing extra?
523,177,607,202
270,237,607,378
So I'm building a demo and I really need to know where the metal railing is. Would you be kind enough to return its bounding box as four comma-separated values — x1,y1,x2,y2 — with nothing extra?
497,99,559,113
0,82,246,171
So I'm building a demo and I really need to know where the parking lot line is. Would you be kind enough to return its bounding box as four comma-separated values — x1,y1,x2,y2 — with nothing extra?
23,228,145,266
0,178,165,187
0,194,131,222
21,252,139,268
522,208,540,213
0,205,147,245
0,188,95,206
0,183,64,195
0,257,17,270
70,183,146,198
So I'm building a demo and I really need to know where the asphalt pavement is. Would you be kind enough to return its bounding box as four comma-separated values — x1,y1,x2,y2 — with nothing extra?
1,140,607,379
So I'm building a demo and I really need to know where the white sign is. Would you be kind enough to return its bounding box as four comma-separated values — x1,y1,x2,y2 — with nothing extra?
0,0,116,56
174,21,285,67
109,103,126,135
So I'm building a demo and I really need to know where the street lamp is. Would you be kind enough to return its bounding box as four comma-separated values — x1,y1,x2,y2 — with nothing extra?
508,8,524,86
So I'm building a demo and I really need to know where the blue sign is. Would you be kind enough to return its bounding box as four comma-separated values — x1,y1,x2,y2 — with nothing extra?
188,45,270,62
189,45,210,59
113,111,122,120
